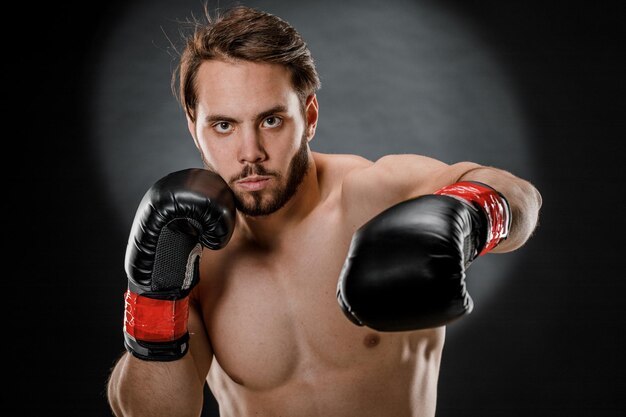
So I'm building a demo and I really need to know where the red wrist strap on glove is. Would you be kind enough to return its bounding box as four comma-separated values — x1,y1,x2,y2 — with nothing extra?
123,290,190,342
434,181,511,256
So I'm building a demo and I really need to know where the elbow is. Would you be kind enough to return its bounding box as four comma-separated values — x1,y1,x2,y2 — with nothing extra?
492,181,542,254
523,180,543,234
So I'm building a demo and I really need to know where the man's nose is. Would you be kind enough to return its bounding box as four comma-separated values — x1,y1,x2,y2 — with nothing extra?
238,128,267,164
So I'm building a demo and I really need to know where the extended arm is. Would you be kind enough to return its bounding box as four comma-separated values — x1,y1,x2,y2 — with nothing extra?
341,155,542,251
338,154,542,331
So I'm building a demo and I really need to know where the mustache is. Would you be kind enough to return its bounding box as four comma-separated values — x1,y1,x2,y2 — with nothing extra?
229,164,279,183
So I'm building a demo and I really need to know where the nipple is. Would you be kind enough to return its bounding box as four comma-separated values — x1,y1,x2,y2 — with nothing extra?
363,333,380,348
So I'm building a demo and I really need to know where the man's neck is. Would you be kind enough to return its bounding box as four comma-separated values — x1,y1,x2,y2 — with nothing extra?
235,159,320,247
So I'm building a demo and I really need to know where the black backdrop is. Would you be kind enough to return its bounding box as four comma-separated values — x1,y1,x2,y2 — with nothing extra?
14,1,625,416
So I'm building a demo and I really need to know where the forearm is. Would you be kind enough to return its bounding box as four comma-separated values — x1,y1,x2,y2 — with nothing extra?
107,351,205,417
458,166,542,253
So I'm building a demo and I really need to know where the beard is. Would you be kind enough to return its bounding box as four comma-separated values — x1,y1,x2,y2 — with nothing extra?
228,132,310,217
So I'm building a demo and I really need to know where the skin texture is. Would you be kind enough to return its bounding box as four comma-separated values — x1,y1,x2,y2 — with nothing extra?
108,60,542,417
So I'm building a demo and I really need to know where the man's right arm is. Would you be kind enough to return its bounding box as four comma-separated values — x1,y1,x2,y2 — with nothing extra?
106,168,236,417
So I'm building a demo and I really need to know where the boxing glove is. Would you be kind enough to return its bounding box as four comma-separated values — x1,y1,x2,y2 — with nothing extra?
337,181,511,331
123,168,236,361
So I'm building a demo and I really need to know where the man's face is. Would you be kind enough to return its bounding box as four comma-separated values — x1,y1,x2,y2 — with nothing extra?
189,60,317,216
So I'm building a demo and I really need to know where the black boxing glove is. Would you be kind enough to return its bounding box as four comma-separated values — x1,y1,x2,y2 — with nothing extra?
337,181,511,331
123,168,236,361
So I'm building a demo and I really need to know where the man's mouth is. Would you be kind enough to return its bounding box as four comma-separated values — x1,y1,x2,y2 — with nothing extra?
235,175,272,191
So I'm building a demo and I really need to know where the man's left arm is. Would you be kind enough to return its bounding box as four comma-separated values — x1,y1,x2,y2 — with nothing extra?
338,155,543,331
343,155,542,253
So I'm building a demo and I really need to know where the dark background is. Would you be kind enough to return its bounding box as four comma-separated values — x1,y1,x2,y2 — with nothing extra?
15,0,625,416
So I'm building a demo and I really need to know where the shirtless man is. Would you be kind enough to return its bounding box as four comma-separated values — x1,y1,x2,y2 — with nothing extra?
107,6,542,417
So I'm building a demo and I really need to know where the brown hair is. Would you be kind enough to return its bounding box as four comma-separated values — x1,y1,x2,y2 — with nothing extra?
172,5,321,122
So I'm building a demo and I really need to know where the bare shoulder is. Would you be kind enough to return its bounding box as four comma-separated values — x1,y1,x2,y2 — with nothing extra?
315,152,443,191
312,151,481,230
342,153,445,200
313,151,373,175
312,152,373,199
338,153,479,230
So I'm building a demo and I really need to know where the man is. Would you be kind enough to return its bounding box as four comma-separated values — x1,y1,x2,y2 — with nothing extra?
107,5,542,417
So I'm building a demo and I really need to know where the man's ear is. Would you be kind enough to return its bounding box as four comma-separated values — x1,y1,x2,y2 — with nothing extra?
305,94,319,141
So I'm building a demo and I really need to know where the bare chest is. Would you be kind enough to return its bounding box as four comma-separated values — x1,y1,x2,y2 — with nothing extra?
195,211,402,390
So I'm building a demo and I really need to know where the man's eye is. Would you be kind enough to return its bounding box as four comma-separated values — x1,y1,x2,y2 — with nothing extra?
213,122,233,134
262,116,282,129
